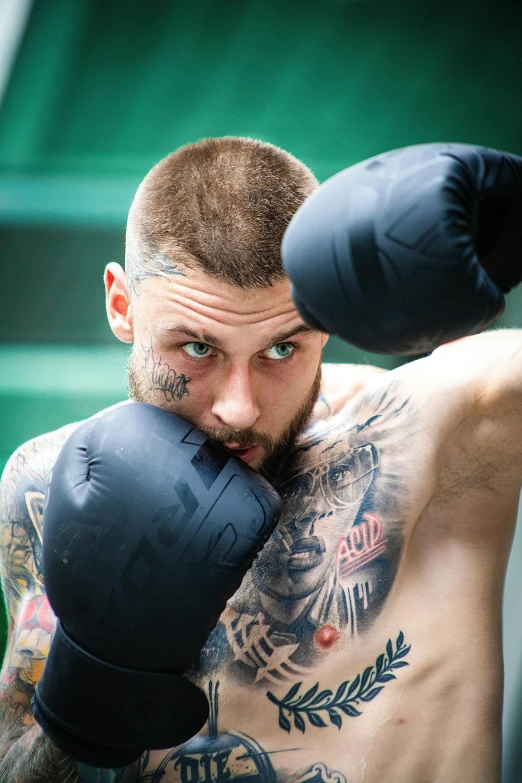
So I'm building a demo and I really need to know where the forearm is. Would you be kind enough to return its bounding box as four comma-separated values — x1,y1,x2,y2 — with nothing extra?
0,724,141,783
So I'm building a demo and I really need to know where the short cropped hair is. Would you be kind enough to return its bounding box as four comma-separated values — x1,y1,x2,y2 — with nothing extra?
125,136,318,290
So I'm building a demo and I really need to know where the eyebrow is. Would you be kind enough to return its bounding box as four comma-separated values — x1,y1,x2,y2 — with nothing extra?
160,323,316,350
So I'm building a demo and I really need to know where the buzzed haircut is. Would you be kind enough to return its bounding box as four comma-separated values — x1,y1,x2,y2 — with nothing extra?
125,136,318,291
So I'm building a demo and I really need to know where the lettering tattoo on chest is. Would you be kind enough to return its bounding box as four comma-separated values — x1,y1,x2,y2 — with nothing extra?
199,379,415,686
141,337,191,403
140,681,348,783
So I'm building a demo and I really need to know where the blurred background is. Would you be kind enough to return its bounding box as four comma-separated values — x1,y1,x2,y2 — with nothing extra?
0,0,521,776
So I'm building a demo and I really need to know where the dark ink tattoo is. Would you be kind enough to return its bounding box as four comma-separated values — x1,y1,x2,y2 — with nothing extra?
292,764,346,783
135,252,187,281
140,679,278,783
140,679,348,783
203,379,417,686
267,631,410,733
141,339,191,403
128,251,187,297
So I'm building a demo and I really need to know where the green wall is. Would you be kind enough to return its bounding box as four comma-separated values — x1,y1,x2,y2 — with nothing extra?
2,0,521,461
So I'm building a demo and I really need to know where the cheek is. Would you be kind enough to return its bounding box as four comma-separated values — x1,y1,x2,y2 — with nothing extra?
168,378,213,418
259,361,316,411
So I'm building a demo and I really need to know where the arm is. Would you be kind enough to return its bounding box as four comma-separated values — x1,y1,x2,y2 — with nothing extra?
0,435,142,783
400,329,522,499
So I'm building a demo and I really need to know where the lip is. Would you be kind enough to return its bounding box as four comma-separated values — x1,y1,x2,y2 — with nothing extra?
287,535,326,572
225,444,259,464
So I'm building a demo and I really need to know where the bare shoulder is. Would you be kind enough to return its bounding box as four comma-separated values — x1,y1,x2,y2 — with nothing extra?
317,362,388,419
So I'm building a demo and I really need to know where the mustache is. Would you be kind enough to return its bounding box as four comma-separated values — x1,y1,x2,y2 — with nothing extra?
198,426,277,456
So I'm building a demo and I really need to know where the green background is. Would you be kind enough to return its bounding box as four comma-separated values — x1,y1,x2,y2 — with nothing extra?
0,0,521,777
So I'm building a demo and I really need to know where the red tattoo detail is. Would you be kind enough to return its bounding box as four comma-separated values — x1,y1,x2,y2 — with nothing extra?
17,594,54,635
337,512,387,579
315,625,340,650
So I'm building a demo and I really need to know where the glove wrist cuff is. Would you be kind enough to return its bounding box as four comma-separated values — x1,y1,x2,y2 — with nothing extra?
34,622,209,767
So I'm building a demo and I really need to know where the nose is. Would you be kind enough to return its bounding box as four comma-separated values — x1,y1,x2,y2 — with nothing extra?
211,365,260,431
294,514,318,533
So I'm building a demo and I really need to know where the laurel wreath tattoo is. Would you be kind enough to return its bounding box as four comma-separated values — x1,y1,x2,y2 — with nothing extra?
266,631,410,733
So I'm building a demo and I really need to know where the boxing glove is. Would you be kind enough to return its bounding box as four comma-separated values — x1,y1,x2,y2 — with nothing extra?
282,143,522,354
33,402,281,768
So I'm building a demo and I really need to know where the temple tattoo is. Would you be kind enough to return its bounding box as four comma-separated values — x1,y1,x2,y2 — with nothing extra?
127,251,187,297
267,631,410,733
141,339,191,403
135,252,187,281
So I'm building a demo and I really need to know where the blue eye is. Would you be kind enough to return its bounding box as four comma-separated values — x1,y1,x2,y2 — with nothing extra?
265,343,294,360
182,342,211,358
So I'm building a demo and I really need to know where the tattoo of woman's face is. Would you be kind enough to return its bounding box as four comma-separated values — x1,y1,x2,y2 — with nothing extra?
254,441,379,602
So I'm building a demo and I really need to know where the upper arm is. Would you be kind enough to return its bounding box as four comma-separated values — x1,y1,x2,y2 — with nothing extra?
0,439,55,739
0,442,48,635
0,427,79,741
413,329,522,497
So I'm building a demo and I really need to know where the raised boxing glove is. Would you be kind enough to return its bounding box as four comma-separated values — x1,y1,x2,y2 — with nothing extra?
282,143,522,354
33,402,281,768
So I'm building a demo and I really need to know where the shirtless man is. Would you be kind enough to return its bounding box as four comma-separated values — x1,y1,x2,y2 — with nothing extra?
0,137,521,783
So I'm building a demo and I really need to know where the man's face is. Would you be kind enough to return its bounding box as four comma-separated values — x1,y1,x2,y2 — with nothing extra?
118,266,326,471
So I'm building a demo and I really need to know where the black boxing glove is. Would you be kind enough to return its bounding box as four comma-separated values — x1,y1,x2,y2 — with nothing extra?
33,402,280,768
282,143,522,354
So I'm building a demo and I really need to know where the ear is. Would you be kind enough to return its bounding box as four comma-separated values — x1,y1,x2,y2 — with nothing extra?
321,332,330,348
105,263,134,343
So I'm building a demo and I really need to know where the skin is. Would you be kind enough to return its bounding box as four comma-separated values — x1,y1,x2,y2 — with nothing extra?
105,261,329,469
1,262,522,783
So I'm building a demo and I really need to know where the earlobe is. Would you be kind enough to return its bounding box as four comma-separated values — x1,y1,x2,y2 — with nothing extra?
105,263,134,343
321,333,330,347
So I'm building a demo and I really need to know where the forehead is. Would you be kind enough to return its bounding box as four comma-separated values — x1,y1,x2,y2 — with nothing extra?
133,266,303,335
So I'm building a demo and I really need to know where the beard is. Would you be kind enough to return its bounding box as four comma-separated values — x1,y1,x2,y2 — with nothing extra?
127,344,322,481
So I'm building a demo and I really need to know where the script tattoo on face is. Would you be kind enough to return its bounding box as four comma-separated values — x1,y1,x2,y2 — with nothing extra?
140,335,191,403
199,379,415,686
